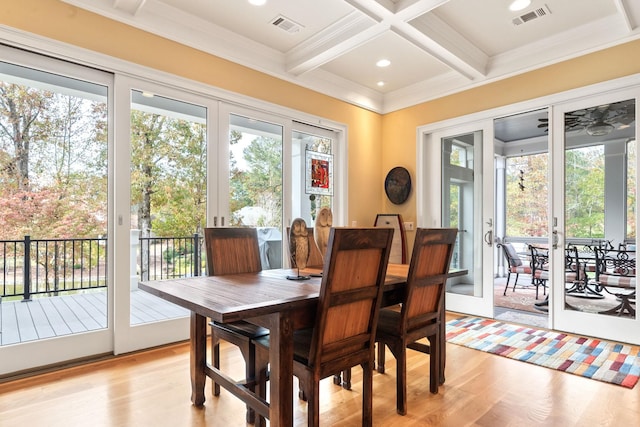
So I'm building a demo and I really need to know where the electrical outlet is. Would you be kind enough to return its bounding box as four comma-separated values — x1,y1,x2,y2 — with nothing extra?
404,221,414,231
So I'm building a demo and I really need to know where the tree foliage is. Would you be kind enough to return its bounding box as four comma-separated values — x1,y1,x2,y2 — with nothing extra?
229,134,282,227
0,82,107,239
130,110,206,237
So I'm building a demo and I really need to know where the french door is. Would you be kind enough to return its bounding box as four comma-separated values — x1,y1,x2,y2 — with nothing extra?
552,88,640,343
419,121,494,318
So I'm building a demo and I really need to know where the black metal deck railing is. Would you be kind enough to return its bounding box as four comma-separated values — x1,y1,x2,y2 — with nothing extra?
0,233,206,301
0,236,108,301
138,233,204,281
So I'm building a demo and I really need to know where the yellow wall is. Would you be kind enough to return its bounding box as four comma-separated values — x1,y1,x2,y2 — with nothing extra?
3,0,640,239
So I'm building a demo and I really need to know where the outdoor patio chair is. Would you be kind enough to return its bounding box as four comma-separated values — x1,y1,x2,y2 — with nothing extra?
497,242,532,296
529,245,549,299
593,247,636,316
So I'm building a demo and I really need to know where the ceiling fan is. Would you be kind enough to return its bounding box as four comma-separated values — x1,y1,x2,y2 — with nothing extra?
538,99,636,136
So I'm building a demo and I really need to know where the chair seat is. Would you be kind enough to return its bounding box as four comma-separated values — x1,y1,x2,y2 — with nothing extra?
376,307,402,336
534,269,549,280
255,328,315,365
598,274,636,289
510,265,532,274
210,320,269,338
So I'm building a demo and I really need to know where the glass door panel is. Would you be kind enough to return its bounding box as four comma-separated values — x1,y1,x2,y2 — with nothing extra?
129,89,206,325
433,123,493,318
0,48,112,375
224,113,283,269
553,91,640,343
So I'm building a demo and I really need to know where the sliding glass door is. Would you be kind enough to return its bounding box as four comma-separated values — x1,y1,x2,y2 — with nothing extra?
0,46,113,374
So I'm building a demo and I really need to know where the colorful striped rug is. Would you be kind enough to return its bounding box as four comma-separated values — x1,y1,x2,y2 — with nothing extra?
446,316,640,388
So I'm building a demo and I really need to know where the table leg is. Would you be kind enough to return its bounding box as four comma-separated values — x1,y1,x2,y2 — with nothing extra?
190,312,207,406
269,312,294,426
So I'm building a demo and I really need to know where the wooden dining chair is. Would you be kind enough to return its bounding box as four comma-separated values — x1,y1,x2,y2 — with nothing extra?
375,228,457,415
204,227,269,424
254,227,394,427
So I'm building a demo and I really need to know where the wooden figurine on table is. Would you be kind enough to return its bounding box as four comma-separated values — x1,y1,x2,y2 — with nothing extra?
287,218,310,280
314,207,332,260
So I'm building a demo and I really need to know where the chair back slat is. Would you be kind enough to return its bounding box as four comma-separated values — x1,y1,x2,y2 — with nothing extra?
402,228,457,331
204,227,262,276
309,227,394,375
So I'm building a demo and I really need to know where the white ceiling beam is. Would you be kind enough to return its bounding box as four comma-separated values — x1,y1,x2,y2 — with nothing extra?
341,0,484,80
286,12,385,75
113,0,147,16
613,0,635,32
393,0,451,21
406,13,487,79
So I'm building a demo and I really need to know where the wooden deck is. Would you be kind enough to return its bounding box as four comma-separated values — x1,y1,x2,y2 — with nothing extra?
0,290,189,346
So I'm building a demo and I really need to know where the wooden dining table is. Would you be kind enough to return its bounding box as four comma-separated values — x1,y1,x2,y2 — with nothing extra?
139,263,439,427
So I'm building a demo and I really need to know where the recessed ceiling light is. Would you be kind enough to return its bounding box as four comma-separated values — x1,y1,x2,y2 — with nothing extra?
248,0,267,6
376,59,391,68
509,0,531,12
377,81,385,87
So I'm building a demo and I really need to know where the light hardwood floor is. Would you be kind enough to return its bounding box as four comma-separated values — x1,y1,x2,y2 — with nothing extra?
1,313,639,426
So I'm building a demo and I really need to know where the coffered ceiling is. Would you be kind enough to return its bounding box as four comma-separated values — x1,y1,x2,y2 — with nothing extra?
63,0,640,113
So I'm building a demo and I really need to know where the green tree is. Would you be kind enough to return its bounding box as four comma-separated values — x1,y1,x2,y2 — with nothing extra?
130,110,206,237
565,146,605,238
0,82,108,239
229,134,282,227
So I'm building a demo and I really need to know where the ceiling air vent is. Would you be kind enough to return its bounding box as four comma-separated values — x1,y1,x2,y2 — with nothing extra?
270,15,304,34
512,4,552,26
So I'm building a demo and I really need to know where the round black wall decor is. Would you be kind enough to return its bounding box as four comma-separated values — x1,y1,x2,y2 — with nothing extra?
384,166,411,205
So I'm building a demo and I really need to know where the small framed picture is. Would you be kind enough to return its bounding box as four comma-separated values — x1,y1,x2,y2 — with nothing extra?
305,150,333,195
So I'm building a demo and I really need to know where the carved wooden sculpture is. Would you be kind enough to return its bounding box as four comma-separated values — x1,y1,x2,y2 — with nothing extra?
314,207,332,260
287,218,310,280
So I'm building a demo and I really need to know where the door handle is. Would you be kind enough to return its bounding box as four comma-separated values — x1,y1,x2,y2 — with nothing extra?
484,230,493,247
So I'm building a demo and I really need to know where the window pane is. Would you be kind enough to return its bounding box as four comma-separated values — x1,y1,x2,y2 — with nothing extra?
505,154,548,237
292,130,333,226
130,90,207,287
565,146,604,238
0,61,109,339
